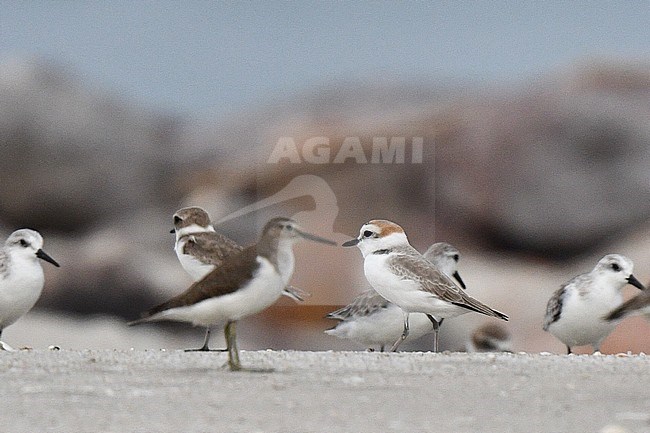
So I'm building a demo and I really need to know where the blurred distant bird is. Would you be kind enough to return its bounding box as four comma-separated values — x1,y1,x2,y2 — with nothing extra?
604,281,650,322
0,229,59,350
543,254,645,354
132,217,335,371
466,323,512,353
171,207,310,351
343,220,508,352
325,242,466,352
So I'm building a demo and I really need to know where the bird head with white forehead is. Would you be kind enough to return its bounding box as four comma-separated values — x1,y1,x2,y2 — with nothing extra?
342,220,409,257
592,254,645,292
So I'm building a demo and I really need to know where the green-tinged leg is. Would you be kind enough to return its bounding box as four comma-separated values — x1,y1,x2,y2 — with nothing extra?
225,321,242,371
222,321,273,372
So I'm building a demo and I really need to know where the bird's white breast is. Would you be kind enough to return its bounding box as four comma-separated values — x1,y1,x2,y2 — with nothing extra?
175,239,215,281
0,257,45,328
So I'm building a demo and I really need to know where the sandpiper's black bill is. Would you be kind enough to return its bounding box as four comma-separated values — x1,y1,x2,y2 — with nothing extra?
36,249,60,267
453,271,467,290
627,274,646,291
341,238,360,247
295,229,336,245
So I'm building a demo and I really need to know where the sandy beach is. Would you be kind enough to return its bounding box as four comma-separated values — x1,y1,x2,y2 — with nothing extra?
1,349,648,433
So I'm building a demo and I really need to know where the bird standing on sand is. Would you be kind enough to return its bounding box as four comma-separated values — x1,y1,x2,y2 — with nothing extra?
131,217,334,371
343,220,508,352
0,229,59,350
543,254,645,354
170,207,309,351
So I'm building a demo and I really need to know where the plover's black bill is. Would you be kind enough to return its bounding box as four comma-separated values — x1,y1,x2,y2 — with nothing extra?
295,229,336,245
170,228,176,233
36,249,60,267
342,238,360,247
627,274,646,291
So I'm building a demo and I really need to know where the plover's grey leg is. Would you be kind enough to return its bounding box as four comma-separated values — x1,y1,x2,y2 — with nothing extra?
389,312,410,352
379,345,385,352
185,327,227,352
426,314,440,353
566,346,572,355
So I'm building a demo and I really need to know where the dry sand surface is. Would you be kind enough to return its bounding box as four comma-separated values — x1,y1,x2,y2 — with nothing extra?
0,349,648,433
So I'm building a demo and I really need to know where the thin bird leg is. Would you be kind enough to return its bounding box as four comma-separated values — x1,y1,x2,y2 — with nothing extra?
426,314,441,353
225,321,242,371
566,346,572,355
389,311,410,352
185,327,227,352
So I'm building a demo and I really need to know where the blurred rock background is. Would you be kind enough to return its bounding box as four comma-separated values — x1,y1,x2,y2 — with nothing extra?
1,2,649,354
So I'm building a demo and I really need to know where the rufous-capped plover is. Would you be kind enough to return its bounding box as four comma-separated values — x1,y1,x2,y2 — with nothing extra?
171,207,309,351
343,220,508,352
131,217,335,371
325,242,466,352
0,229,59,350
543,254,645,354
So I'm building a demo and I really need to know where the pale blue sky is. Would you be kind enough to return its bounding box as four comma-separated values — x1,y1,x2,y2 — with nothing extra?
2,1,648,117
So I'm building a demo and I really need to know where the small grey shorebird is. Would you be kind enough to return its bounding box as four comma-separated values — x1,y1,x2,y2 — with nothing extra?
171,207,309,351
131,217,335,371
343,220,508,352
0,229,59,350
543,254,645,354
325,242,466,352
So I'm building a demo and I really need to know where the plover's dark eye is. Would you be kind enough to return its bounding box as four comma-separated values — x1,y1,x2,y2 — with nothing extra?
173,216,182,224
286,224,293,231
611,263,621,272
19,239,28,248
453,254,459,262
363,230,373,238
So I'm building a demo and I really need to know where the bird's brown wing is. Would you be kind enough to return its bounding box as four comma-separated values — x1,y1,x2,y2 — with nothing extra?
182,232,243,267
141,245,259,319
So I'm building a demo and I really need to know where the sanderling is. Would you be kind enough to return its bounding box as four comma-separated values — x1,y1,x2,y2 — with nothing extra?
325,242,466,352
543,254,645,354
0,229,59,350
171,206,310,351
343,220,508,352
466,323,512,353
131,217,335,371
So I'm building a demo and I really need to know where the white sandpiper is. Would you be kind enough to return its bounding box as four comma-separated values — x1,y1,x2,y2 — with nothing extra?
343,220,508,352
170,207,310,351
325,242,466,352
0,229,59,350
131,217,335,371
543,254,645,354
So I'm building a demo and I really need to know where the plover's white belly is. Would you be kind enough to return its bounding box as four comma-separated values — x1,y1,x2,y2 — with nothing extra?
548,289,620,347
326,304,434,347
364,255,466,318
163,257,284,327
0,267,44,328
